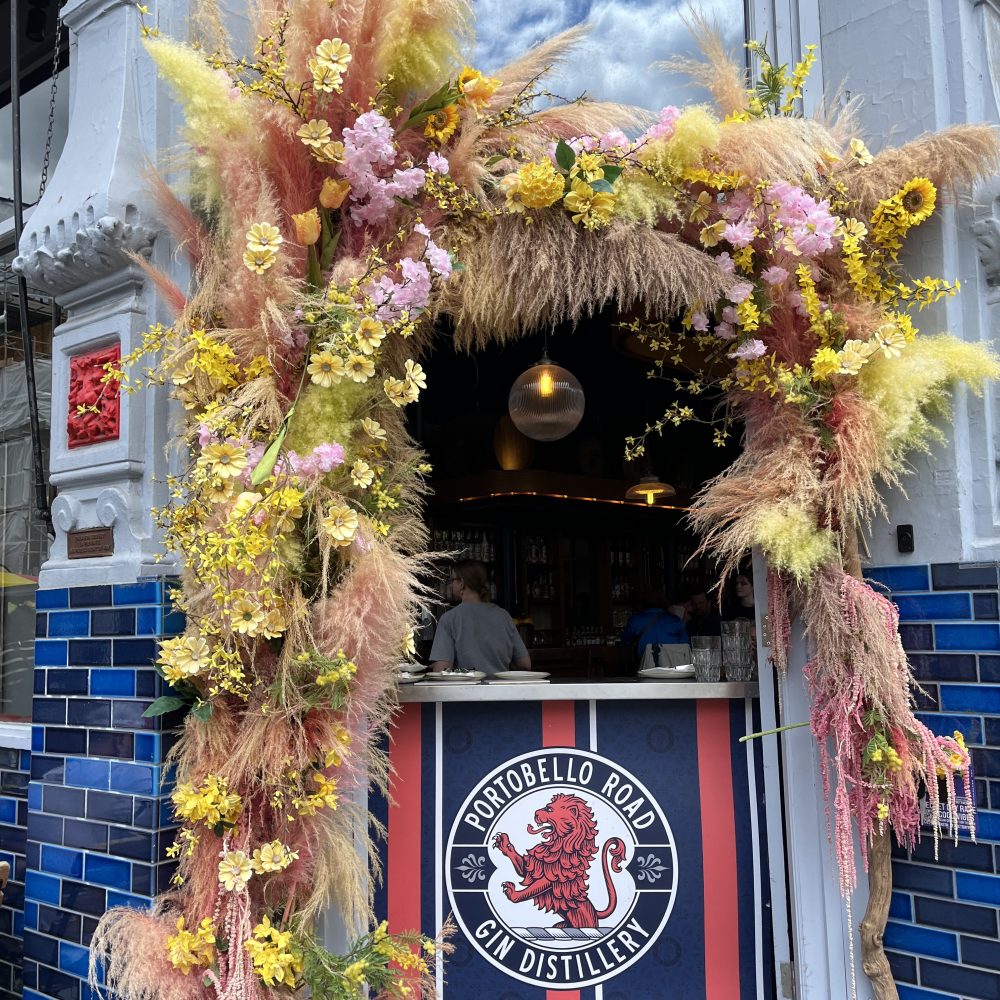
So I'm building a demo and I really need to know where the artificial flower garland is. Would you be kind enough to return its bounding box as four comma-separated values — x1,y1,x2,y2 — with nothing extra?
90,4,998,999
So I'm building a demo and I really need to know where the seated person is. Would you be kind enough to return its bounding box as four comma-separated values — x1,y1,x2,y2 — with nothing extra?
621,590,689,653
687,589,722,637
430,560,531,676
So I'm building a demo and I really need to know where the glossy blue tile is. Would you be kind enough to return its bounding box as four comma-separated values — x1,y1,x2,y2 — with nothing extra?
68,638,112,665
135,669,158,698
113,638,159,666
900,624,934,651
86,790,133,825
135,606,161,635
35,612,46,637
0,796,16,824
91,608,137,636
23,929,58,966
39,845,83,879
110,762,157,796
45,726,87,755
27,782,41,810
886,950,917,983
58,940,90,978
84,854,131,891
88,730,135,759
134,733,160,763
42,785,85,818
46,610,91,637
962,935,1000,971
108,827,155,862
974,592,1000,619
113,700,156,731
897,987,959,1000
895,593,972,621
24,871,61,906
915,895,998,935
70,585,112,608
67,698,112,727
883,921,958,961
34,640,68,666
27,810,63,844
61,879,106,917
920,959,1000,1000
46,668,88,695
865,565,930,592
29,755,63,783
35,962,80,1000
981,654,1000,682
35,588,69,610
914,713,983,743
956,870,1000,905
90,669,135,697
907,654,977,682
940,684,1000,713
889,891,912,921
30,726,43,752
934,623,1000,651
63,818,109,852
64,757,110,791
932,562,999,590
107,890,151,910
113,581,162,605
163,608,186,635
979,810,1000,840
33,696,66,724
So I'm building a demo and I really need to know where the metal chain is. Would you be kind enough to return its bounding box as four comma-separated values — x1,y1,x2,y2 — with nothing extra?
38,3,65,200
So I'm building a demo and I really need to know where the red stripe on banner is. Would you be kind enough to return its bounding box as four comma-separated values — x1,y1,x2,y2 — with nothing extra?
388,703,422,937
542,702,580,1000
542,700,576,748
697,700,740,999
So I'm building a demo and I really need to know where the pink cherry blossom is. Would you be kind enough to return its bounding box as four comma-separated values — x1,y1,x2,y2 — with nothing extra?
690,310,709,332
427,151,449,174
728,281,754,304
715,252,735,274
714,322,736,341
723,218,755,248
728,339,767,360
599,128,630,151
761,265,789,286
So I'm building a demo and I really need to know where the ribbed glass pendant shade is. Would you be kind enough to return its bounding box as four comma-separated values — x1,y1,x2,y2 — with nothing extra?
508,355,585,442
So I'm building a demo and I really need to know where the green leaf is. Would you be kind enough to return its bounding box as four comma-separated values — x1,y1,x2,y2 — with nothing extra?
306,244,323,290
484,154,505,167
320,225,341,272
555,140,576,172
192,701,214,722
602,164,623,185
250,423,289,487
589,178,614,194
143,696,187,718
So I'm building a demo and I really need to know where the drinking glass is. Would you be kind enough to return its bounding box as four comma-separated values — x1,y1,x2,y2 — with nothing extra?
691,636,721,682
721,620,755,681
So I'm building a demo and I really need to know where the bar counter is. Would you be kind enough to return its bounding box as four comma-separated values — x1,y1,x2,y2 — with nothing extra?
375,676,773,999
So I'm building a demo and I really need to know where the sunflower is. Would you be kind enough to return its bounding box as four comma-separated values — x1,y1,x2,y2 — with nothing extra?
424,104,460,145
897,176,936,226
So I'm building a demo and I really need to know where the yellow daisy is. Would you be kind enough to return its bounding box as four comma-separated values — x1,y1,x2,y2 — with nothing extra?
307,351,345,388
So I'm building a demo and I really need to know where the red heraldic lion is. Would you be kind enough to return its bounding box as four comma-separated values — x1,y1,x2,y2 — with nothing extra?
493,792,627,929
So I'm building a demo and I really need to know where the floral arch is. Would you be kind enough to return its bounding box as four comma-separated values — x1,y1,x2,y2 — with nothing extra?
91,3,999,999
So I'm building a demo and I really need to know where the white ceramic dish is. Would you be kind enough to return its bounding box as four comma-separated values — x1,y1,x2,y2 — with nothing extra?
493,671,551,681
396,672,424,684
424,670,487,682
639,666,695,680
396,662,428,674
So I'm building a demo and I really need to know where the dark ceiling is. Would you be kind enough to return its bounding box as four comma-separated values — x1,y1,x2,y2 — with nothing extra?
1,1,70,108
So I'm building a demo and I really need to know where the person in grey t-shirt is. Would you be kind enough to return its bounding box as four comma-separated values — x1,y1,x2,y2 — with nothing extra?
429,560,531,676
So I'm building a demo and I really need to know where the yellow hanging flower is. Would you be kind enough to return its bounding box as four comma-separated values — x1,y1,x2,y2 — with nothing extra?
361,417,387,441
503,161,565,212
251,840,299,874
230,597,265,636
350,459,375,488
563,178,616,230
307,351,345,388
355,317,386,355
314,38,352,75
849,138,873,166
458,66,500,109
246,223,283,253
424,104,460,144
837,339,878,375
345,354,375,382
404,358,427,390
200,442,248,479
243,248,277,274
810,347,841,381
320,176,351,209
322,505,359,546
898,176,936,226
166,916,216,973
292,208,321,246
688,190,713,225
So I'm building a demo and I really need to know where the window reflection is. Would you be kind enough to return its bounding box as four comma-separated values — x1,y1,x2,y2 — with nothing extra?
473,0,748,111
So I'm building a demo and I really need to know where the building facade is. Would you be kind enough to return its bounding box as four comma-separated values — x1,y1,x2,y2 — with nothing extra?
1,1,999,998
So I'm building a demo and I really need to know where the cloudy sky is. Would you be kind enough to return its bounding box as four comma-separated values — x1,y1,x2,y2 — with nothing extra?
473,0,747,111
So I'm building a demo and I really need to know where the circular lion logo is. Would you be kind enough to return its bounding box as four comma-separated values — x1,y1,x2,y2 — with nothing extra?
446,749,677,990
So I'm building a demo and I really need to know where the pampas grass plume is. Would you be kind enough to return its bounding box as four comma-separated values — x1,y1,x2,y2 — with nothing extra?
752,501,836,584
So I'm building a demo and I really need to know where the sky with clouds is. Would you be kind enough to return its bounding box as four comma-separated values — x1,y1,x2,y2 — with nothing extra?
473,0,747,112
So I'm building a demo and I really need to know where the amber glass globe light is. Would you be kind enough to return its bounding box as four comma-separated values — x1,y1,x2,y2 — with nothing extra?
508,355,585,442
625,474,676,506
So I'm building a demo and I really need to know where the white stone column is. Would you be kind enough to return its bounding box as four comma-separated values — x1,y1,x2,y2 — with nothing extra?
12,0,193,587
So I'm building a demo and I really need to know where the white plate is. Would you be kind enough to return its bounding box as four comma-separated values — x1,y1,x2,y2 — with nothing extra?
395,663,427,674
396,672,424,684
423,670,487,682
493,671,551,681
639,666,695,680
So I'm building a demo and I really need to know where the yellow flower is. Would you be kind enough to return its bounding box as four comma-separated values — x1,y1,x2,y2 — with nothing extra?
875,322,906,359
898,176,936,225
308,351,345,388
200,442,248,479
296,119,332,149
404,358,427,390
261,608,286,639
350,459,375,488
345,354,375,382
322,505,358,546
361,417,386,440
571,152,606,183
292,208,321,246
343,960,368,985
458,66,500,108
230,597,265,635
876,802,889,821
218,850,253,891
308,56,345,94
384,376,418,406
688,190,713,225
563,178,616,230
699,221,727,247
849,138,873,166
246,223,283,253
403,628,416,657
243,248,276,274
315,140,346,164
251,840,299,874
839,217,868,239
355,317,386,355
837,338,877,375
314,37,352,75
424,104,460,144
166,916,216,973
505,160,565,211
810,347,841,381
320,176,351,209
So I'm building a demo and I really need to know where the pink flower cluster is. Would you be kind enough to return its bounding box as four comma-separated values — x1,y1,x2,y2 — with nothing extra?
339,112,426,227
766,181,837,257
369,224,452,322
241,439,345,481
641,106,681,143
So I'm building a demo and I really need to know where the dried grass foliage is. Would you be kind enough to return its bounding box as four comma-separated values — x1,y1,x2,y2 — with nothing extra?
835,124,1000,215
439,214,732,348
717,116,843,183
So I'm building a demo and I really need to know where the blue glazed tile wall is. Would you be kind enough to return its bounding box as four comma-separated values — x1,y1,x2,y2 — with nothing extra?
24,581,180,1000
0,746,29,1000
868,561,1000,1000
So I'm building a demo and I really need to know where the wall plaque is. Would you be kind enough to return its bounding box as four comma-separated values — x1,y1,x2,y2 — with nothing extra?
67,527,115,559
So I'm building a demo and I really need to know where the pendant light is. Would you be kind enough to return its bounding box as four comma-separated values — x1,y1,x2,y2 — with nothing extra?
625,473,676,506
508,337,585,442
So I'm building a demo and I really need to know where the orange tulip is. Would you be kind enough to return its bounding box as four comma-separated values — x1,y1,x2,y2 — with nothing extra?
320,177,351,210
292,208,321,246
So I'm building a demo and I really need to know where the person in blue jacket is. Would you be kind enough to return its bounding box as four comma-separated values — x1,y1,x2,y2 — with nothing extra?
621,589,689,653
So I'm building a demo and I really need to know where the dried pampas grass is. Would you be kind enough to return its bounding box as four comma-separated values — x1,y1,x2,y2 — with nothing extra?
440,214,732,348
717,116,843,184
835,124,1000,216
